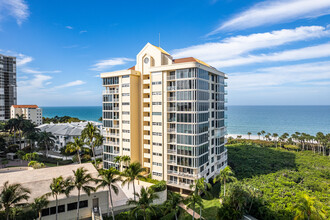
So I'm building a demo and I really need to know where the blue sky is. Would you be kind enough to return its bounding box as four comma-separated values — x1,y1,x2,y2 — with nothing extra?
0,0,330,106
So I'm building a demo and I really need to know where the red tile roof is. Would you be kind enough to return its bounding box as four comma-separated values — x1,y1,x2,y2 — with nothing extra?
12,105,39,108
128,66,135,70
173,57,211,67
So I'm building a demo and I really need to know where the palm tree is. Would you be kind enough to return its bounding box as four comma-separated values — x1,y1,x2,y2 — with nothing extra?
38,131,55,158
273,133,279,148
114,156,122,170
65,137,86,164
190,178,211,218
15,114,25,148
186,192,203,220
81,122,100,165
47,176,70,220
127,187,159,220
247,132,252,140
293,194,327,220
22,120,40,149
165,191,182,220
121,155,131,168
213,166,236,197
6,118,18,144
96,168,122,219
261,130,266,140
66,167,96,220
257,132,261,140
121,162,146,201
0,181,31,220
31,195,49,220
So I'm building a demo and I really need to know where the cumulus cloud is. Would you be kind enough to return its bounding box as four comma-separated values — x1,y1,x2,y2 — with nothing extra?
0,0,29,25
91,57,134,71
209,0,330,34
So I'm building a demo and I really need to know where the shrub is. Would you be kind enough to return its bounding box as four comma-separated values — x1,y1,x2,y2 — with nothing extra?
150,180,167,192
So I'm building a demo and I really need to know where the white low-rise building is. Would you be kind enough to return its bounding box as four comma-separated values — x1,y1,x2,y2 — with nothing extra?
37,121,103,155
11,105,42,125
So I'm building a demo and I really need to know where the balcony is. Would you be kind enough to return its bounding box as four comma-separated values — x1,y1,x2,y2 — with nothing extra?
168,160,176,164
143,79,150,84
167,149,176,154
108,133,119,137
144,162,151,168
168,117,176,123
144,116,150,121
113,99,119,102
167,75,175,80
168,170,178,174
167,86,176,91
144,153,151,159
168,138,176,144
143,126,150,131
112,124,120,128
143,88,150,93
102,89,119,94
143,98,150,103
167,107,176,112
224,82,228,87
167,127,176,133
104,141,120,146
167,97,175,101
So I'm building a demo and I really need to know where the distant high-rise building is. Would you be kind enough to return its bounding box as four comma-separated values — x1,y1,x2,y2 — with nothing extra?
11,105,43,125
0,54,17,120
101,43,228,193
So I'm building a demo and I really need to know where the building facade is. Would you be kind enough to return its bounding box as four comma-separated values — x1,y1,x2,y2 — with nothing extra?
0,54,17,120
101,43,227,193
11,105,43,125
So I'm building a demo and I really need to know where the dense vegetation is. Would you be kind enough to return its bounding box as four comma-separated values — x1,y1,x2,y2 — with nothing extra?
227,143,329,219
42,115,83,124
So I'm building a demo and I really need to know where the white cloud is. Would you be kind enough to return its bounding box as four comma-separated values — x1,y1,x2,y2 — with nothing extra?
91,57,134,71
211,42,330,68
79,30,87,34
0,0,29,25
209,0,330,34
53,80,86,89
16,54,33,66
20,68,61,74
18,74,52,89
65,26,73,29
173,26,330,66
229,61,330,90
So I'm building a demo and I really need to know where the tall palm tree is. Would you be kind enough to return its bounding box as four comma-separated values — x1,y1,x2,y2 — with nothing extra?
66,167,96,220
257,132,261,140
186,192,203,220
65,137,87,164
213,166,236,197
121,162,146,201
0,181,31,220
81,122,100,165
15,114,25,148
127,187,159,220
47,176,70,220
261,130,266,140
121,155,131,168
247,132,252,140
293,194,327,220
38,131,55,158
22,120,40,149
114,156,122,170
273,133,278,148
5,118,18,144
165,191,183,220
31,195,49,220
190,178,211,218
96,168,122,219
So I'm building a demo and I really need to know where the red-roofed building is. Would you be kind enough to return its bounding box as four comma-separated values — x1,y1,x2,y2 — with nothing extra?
11,104,42,125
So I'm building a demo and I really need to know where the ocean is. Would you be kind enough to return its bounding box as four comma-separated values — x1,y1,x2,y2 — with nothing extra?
42,106,330,136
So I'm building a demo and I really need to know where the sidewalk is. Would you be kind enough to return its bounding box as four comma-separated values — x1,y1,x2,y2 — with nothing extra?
179,203,203,219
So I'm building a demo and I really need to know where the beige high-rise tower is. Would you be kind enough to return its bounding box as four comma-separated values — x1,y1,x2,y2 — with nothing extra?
101,43,228,193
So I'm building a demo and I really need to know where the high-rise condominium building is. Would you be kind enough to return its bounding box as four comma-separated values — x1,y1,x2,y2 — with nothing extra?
101,43,227,193
0,54,17,120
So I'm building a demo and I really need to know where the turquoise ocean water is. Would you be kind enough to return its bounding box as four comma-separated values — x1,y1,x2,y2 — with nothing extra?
42,106,330,135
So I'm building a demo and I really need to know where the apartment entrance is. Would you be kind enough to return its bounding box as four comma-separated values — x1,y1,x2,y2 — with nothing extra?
92,198,99,208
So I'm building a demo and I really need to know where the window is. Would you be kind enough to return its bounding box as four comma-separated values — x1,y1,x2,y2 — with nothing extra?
152,162,162,166
122,102,130,105
152,92,161,95
152,102,162,105
123,139,130,142
153,152,162,156
122,130,130,133
152,171,162,176
122,111,130,115
152,122,162,126
67,200,88,211
122,83,130,87
152,132,162,136
122,120,130,124
122,93,130,96
152,81,161,85
122,75,130,78
103,77,119,85
152,112,162,116
123,148,130,151
152,142,162,146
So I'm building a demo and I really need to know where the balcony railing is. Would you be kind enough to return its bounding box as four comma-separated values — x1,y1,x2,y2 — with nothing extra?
167,107,176,112
167,86,176,91
167,75,176,80
167,127,176,132
168,117,176,122
167,149,176,153
103,90,119,94
168,138,176,143
167,97,176,101
168,160,176,164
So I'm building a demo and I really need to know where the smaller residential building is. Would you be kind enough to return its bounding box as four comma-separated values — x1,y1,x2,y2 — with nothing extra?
37,121,103,155
11,105,42,125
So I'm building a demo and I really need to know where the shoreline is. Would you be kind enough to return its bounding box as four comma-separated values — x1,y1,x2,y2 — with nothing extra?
227,134,264,140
